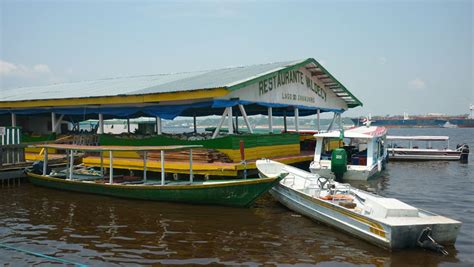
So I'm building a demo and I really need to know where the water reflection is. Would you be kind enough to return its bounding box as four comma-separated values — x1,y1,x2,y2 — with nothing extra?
0,184,464,266
0,128,472,265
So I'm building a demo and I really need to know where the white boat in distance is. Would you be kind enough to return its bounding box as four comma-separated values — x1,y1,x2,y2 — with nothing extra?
310,126,388,181
257,159,461,252
387,135,469,162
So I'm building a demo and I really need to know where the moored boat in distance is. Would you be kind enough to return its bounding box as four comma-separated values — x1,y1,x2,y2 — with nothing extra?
257,159,462,252
351,106,474,128
387,136,470,162
309,126,388,181
25,144,284,207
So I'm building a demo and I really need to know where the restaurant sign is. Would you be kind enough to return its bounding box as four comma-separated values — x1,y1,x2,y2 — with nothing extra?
258,69,327,102
226,67,347,110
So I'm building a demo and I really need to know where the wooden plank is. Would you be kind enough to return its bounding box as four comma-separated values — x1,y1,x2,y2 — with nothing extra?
31,144,203,152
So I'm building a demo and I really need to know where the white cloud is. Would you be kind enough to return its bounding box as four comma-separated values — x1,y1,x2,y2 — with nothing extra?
33,64,51,73
0,59,52,77
378,56,387,65
0,59,66,88
0,60,18,75
409,78,426,90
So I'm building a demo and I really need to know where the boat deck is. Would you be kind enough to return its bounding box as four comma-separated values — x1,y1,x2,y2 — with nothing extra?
82,151,314,177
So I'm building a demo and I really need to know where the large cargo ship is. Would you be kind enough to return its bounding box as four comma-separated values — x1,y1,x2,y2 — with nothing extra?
351,105,474,128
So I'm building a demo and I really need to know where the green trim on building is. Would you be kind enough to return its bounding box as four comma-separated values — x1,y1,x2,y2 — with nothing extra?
99,133,300,150
21,133,56,143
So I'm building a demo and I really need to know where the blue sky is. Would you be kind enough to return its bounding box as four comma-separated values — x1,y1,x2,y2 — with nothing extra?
0,0,472,117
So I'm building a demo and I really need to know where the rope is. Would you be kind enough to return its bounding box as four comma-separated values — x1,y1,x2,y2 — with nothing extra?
0,243,88,267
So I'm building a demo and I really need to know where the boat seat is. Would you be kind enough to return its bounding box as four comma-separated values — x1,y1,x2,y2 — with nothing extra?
364,197,419,218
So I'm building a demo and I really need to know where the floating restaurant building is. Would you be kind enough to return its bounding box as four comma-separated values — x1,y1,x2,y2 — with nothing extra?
0,58,362,177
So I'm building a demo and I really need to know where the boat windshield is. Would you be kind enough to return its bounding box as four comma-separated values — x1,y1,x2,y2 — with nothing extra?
321,137,369,166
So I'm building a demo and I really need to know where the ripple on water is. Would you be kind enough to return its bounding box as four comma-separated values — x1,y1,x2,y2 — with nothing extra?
0,129,472,266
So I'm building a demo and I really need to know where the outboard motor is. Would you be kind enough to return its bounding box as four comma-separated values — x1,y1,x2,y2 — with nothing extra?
331,148,347,182
457,144,469,164
417,227,449,255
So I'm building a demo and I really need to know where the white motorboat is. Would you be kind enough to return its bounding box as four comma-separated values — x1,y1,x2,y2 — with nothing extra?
387,135,469,162
257,159,461,252
310,126,388,181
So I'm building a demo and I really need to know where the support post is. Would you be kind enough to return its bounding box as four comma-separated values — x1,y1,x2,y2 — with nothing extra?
294,107,299,132
127,118,131,133
235,112,239,133
238,105,253,134
100,152,104,177
338,113,343,130
109,150,113,184
43,149,48,176
317,109,321,132
11,113,16,127
283,110,287,132
160,150,165,185
143,151,147,182
189,149,193,183
268,107,273,133
51,112,56,133
212,108,229,139
53,114,64,134
327,112,336,131
156,116,162,135
228,106,234,135
193,114,197,134
69,150,74,180
98,113,104,134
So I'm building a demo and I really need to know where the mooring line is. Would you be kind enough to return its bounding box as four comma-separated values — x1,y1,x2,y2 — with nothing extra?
0,243,88,267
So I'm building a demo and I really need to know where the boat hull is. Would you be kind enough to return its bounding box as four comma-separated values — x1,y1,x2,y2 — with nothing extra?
388,148,461,161
310,159,385,181
270,183,460,249
27,172,280,207
310,166,378,181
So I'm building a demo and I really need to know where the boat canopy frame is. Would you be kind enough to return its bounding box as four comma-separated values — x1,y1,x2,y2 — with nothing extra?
32,144,203,185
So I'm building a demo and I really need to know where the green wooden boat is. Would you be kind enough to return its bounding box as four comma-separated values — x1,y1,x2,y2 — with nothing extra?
26,144,284,207
26,172,283,207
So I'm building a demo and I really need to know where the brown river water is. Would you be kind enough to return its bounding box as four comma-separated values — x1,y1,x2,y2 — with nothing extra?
0,128,473,266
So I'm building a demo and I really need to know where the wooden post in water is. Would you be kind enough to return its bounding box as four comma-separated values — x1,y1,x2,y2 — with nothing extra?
109,150,113,184
43,149,48,176
69,150,74,180
143,151,148,182
100,152,104,177
161,150,165,185
189,149,193,183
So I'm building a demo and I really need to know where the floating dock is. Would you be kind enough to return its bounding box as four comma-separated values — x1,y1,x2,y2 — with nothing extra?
0,58,362,178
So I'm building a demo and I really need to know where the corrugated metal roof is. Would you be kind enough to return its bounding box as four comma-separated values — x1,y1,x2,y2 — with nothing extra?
0,58,362,107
